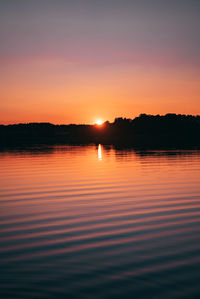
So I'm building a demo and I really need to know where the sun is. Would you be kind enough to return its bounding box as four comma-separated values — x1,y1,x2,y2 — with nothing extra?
95,119,103,126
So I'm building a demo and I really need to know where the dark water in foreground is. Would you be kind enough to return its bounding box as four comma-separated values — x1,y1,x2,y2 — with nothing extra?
0,145,200,299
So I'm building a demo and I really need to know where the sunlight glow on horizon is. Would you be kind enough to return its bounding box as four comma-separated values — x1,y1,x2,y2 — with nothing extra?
95,119,104,126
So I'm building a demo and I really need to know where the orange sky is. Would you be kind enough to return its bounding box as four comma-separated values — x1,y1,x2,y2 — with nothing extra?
1,58,200,124
0,1,200,124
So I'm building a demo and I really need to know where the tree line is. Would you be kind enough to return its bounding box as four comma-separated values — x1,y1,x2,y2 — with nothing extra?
0,114,200,148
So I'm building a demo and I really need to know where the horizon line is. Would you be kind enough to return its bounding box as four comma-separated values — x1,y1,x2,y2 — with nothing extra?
1,113,200,126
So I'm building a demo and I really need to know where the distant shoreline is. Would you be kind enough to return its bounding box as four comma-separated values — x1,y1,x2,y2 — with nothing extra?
1,114,200,149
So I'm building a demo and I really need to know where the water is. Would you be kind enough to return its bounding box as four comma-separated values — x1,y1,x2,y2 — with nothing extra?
0,145,200,299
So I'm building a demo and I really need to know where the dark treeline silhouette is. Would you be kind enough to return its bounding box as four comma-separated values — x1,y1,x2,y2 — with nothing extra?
1,114,200,148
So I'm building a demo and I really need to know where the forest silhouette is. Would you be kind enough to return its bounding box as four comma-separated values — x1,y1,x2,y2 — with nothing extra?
1,114,200,148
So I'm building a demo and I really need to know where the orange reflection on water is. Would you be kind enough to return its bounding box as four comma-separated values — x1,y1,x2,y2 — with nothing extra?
0,146,200,299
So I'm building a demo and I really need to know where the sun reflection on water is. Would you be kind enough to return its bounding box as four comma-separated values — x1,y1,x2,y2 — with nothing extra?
98,144,102,160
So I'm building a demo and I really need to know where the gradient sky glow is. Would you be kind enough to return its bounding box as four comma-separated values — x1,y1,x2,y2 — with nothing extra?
0,0,200,124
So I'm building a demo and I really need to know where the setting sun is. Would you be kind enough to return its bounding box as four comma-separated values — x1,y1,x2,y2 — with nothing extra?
95,119,103,126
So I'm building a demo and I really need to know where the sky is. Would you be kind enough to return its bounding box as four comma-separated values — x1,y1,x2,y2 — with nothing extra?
0,0,200,124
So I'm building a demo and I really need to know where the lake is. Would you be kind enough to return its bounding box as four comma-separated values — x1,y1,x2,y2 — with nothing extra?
0,145,200,299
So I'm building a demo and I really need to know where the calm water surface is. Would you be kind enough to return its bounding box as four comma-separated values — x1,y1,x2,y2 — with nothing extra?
0,145,200,299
